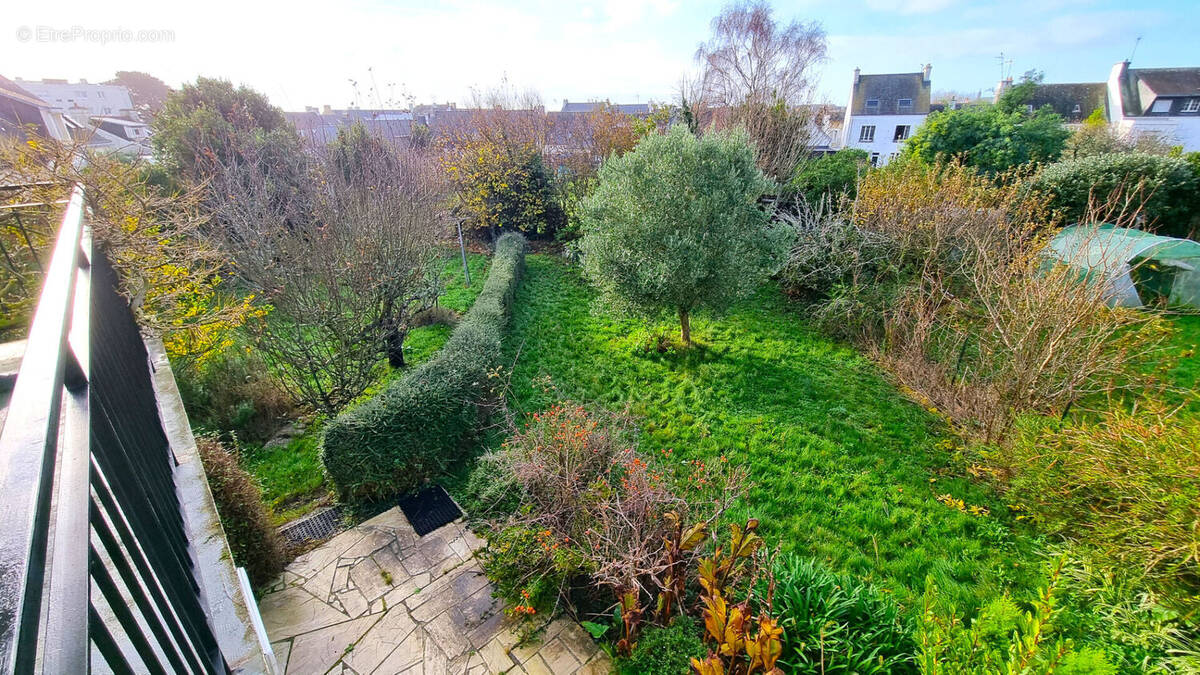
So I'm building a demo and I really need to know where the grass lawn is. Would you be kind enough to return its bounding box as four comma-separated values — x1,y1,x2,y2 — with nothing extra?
498,254,1052,613
242,250,491,525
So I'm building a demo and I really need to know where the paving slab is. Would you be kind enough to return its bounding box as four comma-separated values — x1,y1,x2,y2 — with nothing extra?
259,507,609,673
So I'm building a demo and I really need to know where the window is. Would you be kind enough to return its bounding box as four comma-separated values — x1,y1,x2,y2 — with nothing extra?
1151,99,1172,114
859,124,876,143
1183,99,1200,113
897,98,913,113
1072,104,1082,113
1025,104,1034,114
893,125,911,141
870,152,880,167
864,99,880,113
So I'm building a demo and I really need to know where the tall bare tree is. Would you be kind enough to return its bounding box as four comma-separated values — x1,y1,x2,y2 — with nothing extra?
693,1,828,182
207,125,448,412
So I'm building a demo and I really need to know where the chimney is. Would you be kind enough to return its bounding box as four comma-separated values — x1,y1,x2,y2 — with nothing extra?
922,63,932,82
853,67,861,85
995,77,1013,98
322,104,333,115
79,78,88,85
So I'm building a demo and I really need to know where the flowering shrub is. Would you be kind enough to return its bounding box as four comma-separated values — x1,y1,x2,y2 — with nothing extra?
473,402,752,649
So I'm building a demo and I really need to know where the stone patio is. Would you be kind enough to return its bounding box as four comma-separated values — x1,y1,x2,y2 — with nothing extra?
259,507,612,674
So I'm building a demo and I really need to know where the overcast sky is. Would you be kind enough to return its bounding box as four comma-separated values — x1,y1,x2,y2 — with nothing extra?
3,0,1196,111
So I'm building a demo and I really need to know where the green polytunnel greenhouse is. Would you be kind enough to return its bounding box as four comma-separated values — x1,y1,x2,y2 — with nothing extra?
1045,224,1200,309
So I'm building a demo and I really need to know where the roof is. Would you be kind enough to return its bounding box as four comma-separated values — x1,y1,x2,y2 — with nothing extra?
560,100,651,115
1027,83,1107,122
850,72,931,116
92,116,148,127
0,75,51,109
1130,67,1200,97
1116,65,1200,116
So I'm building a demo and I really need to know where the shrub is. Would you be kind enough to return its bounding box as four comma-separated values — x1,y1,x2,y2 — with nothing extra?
196,437,286,587
1051,551,1200,672
789,148,870,206
904,101,1069,175
765,554,916,674
473,401,748,646
174,348,296,445
777,203,897,301
321,232,526,501
579,124,789,344
801,162,1168,439
1002,406,1200,589
917,561,1116,674
1034,153,1199,238
616,615,706,675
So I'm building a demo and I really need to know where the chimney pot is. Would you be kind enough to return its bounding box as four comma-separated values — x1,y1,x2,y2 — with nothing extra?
853,67,861,85
922,63,932,81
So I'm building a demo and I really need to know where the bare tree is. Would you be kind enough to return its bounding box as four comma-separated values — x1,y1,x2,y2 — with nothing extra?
694,1,828,182
207,126,448,412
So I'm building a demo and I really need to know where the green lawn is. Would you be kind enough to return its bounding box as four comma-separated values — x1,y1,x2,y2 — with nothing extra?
499,254,1049,613
243,251,491,524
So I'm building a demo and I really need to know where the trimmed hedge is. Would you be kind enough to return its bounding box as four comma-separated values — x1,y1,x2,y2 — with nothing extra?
1034,153,1199,238
321,232,526,501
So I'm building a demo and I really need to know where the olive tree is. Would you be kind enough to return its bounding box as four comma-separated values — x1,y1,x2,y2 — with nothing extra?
579,125,788,345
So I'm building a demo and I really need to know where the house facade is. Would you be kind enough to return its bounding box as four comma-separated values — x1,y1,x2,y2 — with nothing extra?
1107,61,1200,151
14,78,138,120
842,65,932,165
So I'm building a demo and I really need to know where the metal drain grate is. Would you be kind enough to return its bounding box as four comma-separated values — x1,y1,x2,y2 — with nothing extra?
398,485,462,536
279,507,344,546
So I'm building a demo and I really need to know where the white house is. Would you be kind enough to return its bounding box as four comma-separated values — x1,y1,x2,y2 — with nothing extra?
14,78,137,121
841,65,933,166
1106,61,1200,152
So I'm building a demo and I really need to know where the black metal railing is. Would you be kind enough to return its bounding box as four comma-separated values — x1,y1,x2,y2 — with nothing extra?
0,186,229,673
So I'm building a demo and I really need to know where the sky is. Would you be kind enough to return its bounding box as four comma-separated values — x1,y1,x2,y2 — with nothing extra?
3,0,1198,112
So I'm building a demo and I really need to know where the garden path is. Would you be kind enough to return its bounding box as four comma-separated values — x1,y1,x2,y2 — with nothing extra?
260,507,611,674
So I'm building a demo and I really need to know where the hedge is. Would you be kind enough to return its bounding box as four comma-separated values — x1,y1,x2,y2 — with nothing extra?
1034,153,1199,238
321,232,527,501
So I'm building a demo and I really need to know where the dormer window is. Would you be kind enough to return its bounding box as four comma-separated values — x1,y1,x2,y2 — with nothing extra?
1072,104,1082,113
864,99,880,113
897,98,913,113
1150,99,1172,114
1183,99,1200,113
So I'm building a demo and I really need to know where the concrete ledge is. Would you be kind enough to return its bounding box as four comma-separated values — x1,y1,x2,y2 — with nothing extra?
146,337,273,674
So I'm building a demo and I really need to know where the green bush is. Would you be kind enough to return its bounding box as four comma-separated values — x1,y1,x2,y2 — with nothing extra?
615,615,706,675
321,232,526,501
196,437,286,587
765,554,916,674
1034,153,1199,238
1002,407,1200,589
175,352,297,446
790,148,870,206
917,566,1116,674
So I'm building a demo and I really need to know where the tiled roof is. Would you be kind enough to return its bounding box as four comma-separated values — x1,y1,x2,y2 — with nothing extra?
850,72,931,115
1027,83,1107,122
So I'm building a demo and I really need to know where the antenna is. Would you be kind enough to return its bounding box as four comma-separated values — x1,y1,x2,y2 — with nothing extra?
995,52,1013,82
1127,36,1142,63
